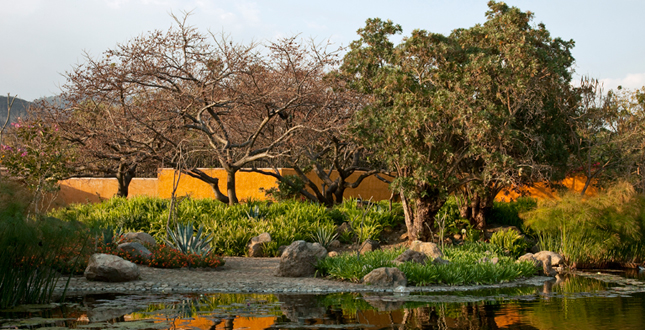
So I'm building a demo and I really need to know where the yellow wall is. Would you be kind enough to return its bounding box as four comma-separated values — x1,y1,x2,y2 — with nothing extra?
56,169,595,205
58,177,158,204
157,168,282,200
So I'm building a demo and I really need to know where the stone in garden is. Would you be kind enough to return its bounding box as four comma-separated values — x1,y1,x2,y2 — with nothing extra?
277,240,327,277
123,232,157,247
540,255,557,277
491,257,499,265
277,245,288,256
248,232,272,257
393,249,428,265
84,253,140,282
329,239,342,249
118,242,152,260
336,222,352,235
534,251,564,267
410,240,443,259
328,251,339,257
362,267,407,287
433,257,450,265
517,253,541,268
360,239,381,254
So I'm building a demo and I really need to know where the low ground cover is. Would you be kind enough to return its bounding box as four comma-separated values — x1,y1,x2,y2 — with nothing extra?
316,243,537,286
50,197,405,256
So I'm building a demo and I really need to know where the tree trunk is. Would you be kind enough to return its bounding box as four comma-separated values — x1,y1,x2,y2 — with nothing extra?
115,163,137,197
459,192,494,230
183,168,230,204
226,169,239,205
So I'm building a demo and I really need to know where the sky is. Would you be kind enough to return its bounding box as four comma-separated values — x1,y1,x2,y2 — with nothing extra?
2,0,644,101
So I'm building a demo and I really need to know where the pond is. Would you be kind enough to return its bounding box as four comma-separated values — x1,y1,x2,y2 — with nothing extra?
2,270,644,330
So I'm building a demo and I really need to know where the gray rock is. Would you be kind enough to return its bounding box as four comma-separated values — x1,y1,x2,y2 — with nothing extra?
393,249,428,265
534,250,564,266
410,240,443,259
277,245,288,256
277,241,327,277
362,267,407,287
433,257,450,265
517,253,541,267
360,239,381,254
123,232,156,247
84,253,139,282
248,232,271,257
117,242,152,260
517,252,556,276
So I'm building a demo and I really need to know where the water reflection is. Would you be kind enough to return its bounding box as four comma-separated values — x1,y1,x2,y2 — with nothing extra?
1,273,644,330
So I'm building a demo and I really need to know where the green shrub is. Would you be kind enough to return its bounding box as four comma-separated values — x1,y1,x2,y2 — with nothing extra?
522,182,645,266
51,197,405,256
489,197,537,229
490,228,529,258
316,242,536,286
0,180,89,308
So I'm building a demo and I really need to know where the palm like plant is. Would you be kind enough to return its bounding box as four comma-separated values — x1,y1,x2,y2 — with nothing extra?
164,222,213,256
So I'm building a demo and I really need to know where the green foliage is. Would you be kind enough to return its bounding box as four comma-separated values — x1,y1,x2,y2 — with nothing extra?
309,226,338,249
260,175,306,201
164,222,213,256
51,197,404,256
522,182,645,266
488,197,537,229
316,243,536,286
0,180,89,308
490,228,529,258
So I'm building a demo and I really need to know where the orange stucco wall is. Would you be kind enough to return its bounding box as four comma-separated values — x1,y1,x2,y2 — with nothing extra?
58,177,158,204
157,168,283,200
56,169,595,205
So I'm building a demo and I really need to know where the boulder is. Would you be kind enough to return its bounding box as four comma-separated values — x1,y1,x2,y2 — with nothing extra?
336,222,353,235
517,253,541,268
248,232,272,257
123,232,156,247
360,239,381,254
328,251,339,258
393,249,428,265
534,251,564,267
433,257,450,265
84,253,139,282
517,252,557,276
117,242,152,260
276,241,327,277
277,245,288,256
329,239,342,249
410,240,443,259
362,267,407,287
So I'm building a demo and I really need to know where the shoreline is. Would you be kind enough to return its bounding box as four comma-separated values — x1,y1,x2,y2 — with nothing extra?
55,256,556,295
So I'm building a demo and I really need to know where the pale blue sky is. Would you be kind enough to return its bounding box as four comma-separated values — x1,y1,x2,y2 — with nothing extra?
2,0,644,101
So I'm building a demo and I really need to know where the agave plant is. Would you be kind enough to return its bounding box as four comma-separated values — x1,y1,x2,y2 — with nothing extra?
245,205,264,220
101,225,124,246
310,226,338,249
164,222,213,256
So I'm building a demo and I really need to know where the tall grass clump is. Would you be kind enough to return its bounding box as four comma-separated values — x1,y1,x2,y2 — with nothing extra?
0,180,87,308
523,182,645,267
316,242,536,286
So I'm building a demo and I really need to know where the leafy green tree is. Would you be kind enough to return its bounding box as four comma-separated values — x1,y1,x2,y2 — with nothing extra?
341,1,576,240
570,80,645,195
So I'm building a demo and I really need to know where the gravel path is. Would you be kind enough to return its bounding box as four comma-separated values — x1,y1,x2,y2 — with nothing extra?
55,257,554,295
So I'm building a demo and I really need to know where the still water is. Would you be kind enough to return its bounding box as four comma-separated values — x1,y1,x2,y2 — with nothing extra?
1,270,644,330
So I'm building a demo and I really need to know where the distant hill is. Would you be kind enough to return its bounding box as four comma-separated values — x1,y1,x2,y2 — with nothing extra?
0,95,31,125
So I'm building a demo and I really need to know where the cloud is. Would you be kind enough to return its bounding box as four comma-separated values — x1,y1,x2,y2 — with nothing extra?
1,0,42,15
600,73,645,91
